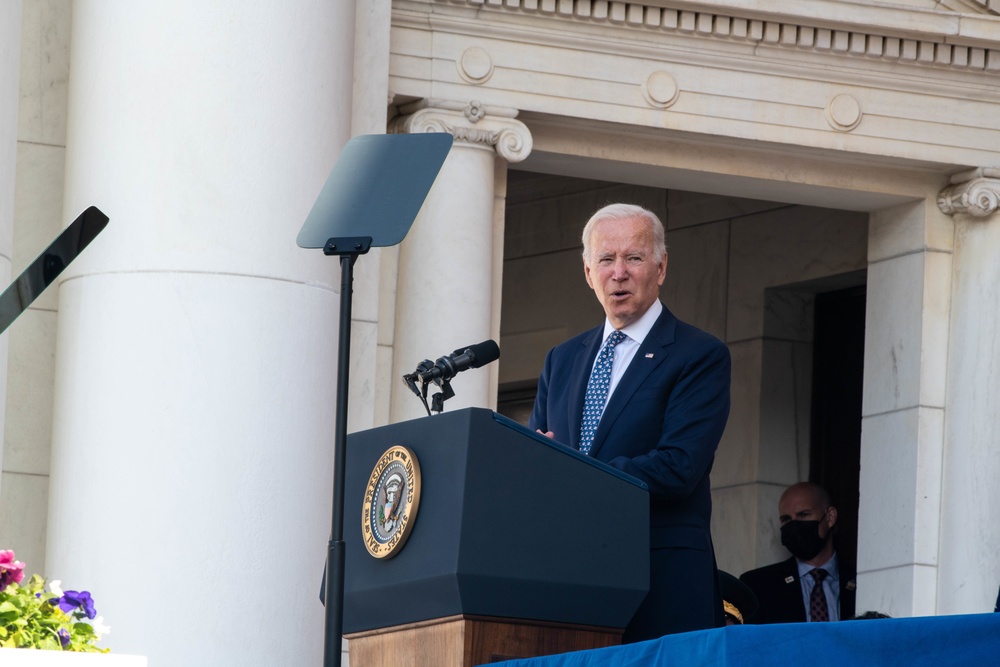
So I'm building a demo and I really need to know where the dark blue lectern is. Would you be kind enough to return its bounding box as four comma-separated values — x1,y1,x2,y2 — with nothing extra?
341,408,650,665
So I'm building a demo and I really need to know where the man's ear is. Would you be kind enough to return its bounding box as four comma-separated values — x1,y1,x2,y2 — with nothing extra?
584,258,594,289
826,506,838,530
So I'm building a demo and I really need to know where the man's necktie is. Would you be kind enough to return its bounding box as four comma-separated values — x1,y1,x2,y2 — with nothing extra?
808,568,830,622
579,330,627,455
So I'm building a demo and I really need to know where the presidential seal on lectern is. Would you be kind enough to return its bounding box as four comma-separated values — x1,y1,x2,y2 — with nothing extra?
362,445,422,559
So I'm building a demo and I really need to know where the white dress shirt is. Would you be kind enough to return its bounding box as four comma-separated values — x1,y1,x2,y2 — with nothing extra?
591,300,663,415
797,553,841,622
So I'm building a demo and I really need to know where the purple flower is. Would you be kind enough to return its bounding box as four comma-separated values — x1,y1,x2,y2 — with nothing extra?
57,628,71,648
58,590,97,619
0,550,26,590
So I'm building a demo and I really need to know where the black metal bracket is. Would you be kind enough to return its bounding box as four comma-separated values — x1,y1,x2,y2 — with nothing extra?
324,236,372,257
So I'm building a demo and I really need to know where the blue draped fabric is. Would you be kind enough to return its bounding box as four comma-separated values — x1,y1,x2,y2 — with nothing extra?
490,613,1000,667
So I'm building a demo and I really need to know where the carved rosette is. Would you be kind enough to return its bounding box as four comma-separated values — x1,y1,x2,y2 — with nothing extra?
938,168,1000,219
390,103,532,163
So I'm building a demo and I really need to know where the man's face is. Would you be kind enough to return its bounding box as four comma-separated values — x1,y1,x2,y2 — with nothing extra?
583,216,666,329
778,486,836,540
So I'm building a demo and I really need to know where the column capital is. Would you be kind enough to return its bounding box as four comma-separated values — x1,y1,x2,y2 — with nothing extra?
937,167,1000,219
390,100,532,163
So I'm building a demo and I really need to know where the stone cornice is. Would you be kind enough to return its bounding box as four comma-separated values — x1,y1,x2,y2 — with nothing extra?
938,167,1000,217
940,0,997,19
390,101,533,162
439,0,1000,72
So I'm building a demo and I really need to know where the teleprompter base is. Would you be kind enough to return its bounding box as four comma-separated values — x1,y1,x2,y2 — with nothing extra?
344,615,621,667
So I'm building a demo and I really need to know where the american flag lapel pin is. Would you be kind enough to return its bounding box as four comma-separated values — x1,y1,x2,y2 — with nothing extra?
784,576,795,584
645,353,654,358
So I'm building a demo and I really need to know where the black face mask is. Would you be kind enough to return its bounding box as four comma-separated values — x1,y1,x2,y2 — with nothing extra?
780,519,828,561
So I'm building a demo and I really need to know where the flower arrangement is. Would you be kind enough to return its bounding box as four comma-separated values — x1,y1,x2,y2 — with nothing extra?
0,550,110,652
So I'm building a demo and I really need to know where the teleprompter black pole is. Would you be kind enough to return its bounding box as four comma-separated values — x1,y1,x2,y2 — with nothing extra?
296,132,454,666
323,239,370,667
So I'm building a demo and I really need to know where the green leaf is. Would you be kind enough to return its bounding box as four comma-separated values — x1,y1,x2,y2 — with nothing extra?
73,621,96,638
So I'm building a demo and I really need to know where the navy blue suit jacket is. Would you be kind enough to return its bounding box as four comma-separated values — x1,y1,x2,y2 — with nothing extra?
739,555,857,623
529,303,731,639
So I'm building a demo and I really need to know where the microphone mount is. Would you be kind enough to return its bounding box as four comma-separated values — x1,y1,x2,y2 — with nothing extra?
402,340,499,415
403,359,453,416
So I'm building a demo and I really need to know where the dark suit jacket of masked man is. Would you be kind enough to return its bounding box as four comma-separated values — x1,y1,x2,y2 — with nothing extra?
739,555,857,623
528,302,731,641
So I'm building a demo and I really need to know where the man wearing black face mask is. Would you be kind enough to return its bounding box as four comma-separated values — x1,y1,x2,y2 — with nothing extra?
738,482,857,623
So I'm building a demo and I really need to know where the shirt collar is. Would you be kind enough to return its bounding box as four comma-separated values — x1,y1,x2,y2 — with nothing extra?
602,300,662,344
796,552,839,582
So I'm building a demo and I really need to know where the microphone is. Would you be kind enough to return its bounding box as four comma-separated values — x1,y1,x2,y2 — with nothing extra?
418,340,500,383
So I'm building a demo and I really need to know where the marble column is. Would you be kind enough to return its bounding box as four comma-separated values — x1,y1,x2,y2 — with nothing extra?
388,102,531,422
856,196,954,618
936,169,1000,614
49,2,352,664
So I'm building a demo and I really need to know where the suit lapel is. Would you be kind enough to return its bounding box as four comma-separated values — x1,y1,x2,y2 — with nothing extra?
588,307,676,459
780,557,807,621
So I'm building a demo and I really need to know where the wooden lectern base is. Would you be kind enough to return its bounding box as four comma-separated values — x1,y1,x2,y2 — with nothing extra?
345,615,622,666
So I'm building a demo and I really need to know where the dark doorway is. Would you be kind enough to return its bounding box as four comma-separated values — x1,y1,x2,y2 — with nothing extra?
809,285,866,567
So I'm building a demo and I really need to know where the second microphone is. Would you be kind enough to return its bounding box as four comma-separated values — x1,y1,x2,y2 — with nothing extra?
418,340,501,383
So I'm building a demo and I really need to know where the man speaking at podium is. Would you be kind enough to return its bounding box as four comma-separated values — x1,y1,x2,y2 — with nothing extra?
529,203,731,642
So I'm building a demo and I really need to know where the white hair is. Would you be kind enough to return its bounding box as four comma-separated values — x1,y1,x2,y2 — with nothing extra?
581,203,667,263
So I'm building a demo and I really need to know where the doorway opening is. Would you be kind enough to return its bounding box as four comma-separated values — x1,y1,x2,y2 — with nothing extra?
810,284,867,567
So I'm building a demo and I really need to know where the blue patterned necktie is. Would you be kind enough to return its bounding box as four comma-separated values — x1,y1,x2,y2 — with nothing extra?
579,330,627,455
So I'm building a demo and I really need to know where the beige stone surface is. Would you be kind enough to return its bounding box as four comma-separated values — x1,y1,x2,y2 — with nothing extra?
3,308,56,475
727,205,868,342
0,470,48,576
858,406,944,572
17,0,71,146
661,219,729,341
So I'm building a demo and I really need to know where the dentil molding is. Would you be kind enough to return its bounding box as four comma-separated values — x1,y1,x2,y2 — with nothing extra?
938,167,1000,218
440,0,1000,73
390,101,533,162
